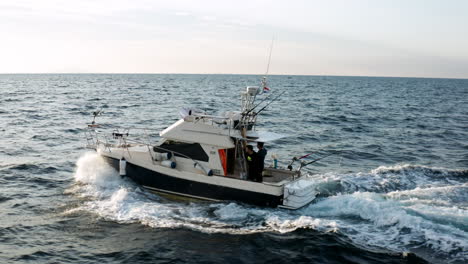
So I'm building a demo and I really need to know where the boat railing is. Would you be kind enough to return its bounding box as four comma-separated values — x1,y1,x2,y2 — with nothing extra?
84,128,97,149
188,112,259,140
86,125,213,176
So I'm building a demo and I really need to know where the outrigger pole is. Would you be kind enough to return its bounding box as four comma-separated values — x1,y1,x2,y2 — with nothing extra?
287,150,322,170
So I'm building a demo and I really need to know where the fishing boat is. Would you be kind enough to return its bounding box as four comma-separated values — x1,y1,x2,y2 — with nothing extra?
84,77,318,209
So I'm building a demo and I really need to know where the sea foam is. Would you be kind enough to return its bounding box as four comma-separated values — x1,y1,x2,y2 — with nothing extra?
69,153,468,262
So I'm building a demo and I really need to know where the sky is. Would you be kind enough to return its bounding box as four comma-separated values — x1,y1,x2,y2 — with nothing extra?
0,0,467,78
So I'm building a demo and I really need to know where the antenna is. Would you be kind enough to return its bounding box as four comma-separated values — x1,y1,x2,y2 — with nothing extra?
265,37,275,76
261,37,275,92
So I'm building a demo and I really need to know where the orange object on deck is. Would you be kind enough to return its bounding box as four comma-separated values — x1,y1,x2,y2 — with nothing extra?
218,149,227,176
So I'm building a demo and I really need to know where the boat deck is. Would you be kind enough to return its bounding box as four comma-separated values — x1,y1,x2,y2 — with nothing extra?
262,167,298,183
224,167,298,184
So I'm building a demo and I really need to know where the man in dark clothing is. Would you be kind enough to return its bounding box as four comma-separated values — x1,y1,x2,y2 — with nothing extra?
245,145,262,182
257,142,267,173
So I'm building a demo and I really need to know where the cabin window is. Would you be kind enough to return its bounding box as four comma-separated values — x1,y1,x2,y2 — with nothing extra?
154,141,209,162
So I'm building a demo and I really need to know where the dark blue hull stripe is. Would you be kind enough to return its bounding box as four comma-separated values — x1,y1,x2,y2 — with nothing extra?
103,157,283,207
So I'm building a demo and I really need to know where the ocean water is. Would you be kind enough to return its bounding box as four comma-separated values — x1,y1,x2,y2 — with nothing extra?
0,74,467,264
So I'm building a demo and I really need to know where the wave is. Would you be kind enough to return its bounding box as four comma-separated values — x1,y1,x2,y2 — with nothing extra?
73,152,122,189
308,164,468,196
1,163,59,178
67,153,341,235
67,153,468,263
303,192,468,261
0,194,12,203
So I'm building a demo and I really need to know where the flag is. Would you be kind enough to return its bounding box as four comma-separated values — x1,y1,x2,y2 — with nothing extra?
263,86,270,93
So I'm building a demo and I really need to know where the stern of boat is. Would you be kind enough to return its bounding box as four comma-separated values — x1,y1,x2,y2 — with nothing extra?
280,179,317,209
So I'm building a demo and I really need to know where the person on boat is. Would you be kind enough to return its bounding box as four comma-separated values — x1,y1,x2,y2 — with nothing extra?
257,142,267,173
245,145,262,182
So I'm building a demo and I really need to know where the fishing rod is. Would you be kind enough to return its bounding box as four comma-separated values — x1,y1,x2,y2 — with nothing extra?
242,38,275,117
235,38,278,131
287,149,341,171
287,150,323,170
235,90,284,130
252,90,286,117
290,144,341,161
242,90,275,116
298,152,337,170
299,152,316,160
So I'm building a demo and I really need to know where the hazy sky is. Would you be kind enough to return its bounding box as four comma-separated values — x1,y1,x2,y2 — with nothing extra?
1,0,467,78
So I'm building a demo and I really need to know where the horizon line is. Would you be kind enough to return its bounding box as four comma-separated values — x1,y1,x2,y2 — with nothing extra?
0,72,466,80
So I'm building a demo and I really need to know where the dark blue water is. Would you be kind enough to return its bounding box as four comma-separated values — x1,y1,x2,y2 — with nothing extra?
1,74,467,263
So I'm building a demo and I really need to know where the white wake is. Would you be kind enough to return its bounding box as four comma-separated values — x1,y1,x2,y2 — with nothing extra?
67,153,468,262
